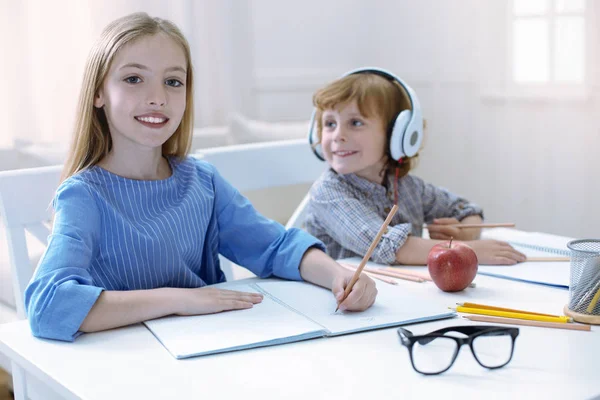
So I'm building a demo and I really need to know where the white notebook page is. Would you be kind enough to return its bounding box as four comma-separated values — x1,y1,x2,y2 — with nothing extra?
257,280,454,335
144,284,324,358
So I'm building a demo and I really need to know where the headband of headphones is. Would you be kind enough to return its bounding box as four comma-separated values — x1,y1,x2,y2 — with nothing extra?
308,67,423,161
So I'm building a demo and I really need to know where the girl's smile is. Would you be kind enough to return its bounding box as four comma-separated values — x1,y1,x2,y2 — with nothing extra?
135,112,170,128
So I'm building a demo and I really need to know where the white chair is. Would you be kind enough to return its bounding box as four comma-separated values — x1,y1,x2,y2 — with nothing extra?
0,166,61,320
0,165,63,400
193,138,325,280
285,194,311,230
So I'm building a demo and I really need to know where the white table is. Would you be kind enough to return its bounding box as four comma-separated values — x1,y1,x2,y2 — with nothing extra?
0,269,598,400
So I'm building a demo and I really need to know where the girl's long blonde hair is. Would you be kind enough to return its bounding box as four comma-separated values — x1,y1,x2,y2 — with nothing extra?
61,12,194,182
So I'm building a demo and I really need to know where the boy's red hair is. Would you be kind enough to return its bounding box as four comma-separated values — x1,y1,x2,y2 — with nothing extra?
312,73,423,178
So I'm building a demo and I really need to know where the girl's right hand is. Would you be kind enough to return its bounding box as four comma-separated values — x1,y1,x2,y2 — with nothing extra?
466,239,527,265
176,287,264,316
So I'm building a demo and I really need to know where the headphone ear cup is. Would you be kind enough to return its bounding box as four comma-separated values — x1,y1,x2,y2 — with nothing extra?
403,117,423,158
389,110,411,161
308,109,325,161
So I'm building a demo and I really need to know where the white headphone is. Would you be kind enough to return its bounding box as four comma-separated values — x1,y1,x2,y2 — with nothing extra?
308,67,423,162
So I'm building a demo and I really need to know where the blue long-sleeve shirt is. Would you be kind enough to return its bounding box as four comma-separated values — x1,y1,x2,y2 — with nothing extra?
25,157,323,341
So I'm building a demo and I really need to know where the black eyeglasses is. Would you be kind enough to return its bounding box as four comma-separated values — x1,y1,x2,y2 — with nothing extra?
397,325,519,375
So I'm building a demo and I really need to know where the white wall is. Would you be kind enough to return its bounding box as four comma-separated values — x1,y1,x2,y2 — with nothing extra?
2,0,597,239
239,0,600,239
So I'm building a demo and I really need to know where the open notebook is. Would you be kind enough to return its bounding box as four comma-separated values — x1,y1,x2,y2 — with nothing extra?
144,280,455,359
477,228,574,289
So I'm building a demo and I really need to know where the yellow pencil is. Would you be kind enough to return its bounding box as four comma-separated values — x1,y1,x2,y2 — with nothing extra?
452,306,571,324
587,287,600,313
457,302,565,318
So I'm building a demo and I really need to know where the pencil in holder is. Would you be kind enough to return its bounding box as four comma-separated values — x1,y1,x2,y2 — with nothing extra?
564,239,600,324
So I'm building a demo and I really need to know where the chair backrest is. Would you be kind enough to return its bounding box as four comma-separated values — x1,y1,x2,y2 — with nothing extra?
193,139,325,192
285,193,311,230
193,138,325,279
0,165,62,318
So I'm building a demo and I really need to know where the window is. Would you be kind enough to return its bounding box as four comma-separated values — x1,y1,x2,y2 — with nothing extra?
511,0,585,85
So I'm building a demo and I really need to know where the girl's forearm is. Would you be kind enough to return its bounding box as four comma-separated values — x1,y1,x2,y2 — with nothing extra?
79,287,181,333
299,247,348,289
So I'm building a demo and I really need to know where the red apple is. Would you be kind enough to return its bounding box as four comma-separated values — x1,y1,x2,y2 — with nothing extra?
427,238,478,292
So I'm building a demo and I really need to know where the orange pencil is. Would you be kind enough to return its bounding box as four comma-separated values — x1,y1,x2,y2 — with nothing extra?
339,263,398,285
384,267,476,288
463,315,590,331
424,222,515,229
362,267,425,283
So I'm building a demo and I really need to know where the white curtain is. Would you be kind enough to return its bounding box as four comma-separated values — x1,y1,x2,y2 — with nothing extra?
0,0,235,153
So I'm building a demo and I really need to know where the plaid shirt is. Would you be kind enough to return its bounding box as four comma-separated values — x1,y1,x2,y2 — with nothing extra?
305,169,483,264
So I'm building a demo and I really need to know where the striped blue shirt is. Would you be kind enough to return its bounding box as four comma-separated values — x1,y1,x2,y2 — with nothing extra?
25,157,323,342
305,169,483,264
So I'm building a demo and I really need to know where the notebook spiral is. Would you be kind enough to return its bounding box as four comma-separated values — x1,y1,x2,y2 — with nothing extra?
510,241,571,257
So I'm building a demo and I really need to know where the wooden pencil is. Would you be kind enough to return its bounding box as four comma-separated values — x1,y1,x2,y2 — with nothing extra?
525,256,570,262
341,263,426,283
382,267,477,288
362,267,425,283
335,205,398,312
383,267,430,280
424,223,515,229
463,314,591,331
339,263,398,285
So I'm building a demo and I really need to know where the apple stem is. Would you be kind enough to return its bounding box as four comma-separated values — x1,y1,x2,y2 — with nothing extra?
449,237,453,248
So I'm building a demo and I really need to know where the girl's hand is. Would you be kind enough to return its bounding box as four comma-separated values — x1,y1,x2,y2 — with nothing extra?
427,217,463,240
176,287,264,316
466,239,527,265
332,272,378,312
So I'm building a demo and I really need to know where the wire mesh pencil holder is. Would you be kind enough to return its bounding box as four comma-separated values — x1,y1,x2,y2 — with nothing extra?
564,239,600,324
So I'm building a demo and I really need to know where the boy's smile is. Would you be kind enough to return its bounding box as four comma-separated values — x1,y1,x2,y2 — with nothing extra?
332,150,358,157
321,101,388,184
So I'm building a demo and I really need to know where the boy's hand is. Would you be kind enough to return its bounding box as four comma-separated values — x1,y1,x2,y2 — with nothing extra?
176,287,264,316
332,272,377,312
426,218,463,240
467,239,527,265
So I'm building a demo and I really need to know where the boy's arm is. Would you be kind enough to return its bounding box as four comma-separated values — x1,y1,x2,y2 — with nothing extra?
395,236,526,265
457,215,483,239
395,236,444,265
419,177,483,223
416,176,484,241
427,215,483,241
310,192,411,265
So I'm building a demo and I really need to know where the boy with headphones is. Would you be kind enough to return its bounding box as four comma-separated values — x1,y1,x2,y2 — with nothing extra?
305,67,526,265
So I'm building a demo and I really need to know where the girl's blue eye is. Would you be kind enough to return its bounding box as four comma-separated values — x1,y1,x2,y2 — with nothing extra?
166,79,184,87
324,121,337,129
124,76,141,84
351,119,364,127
